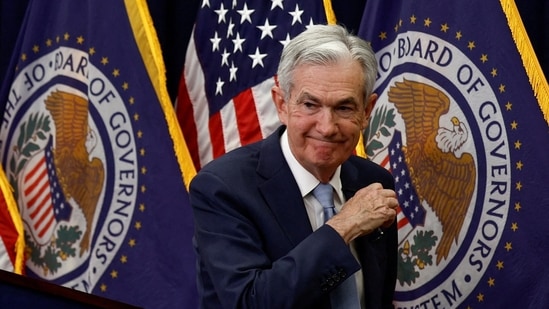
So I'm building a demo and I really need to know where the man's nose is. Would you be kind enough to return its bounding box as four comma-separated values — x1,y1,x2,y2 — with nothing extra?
316,108,338,136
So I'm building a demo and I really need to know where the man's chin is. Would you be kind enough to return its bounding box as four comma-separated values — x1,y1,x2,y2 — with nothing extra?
312,154,341,168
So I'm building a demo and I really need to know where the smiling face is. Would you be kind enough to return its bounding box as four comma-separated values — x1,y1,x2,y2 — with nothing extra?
272,59,377,182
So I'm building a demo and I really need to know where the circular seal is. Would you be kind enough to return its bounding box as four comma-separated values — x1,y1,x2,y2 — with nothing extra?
365,31,511,307
0,45,138,289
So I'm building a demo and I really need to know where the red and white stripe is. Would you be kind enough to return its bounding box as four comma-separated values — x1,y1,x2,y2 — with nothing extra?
177,35,281,170
22,155,55,244
377,151,412,237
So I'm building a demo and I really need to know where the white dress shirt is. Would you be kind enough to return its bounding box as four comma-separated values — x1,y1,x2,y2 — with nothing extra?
280,130,365,308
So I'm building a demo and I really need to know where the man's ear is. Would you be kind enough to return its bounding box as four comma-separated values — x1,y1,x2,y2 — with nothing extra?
271,85,288,124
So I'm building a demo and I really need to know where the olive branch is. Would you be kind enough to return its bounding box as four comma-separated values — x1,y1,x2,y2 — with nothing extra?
8,112,82,273
8,112,51,197
364,106,397,157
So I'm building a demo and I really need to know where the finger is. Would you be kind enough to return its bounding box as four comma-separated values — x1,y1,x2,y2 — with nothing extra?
353,183,385,201
382,207,397,227
382,218,395,228
363,182,383,193
387,197,399,209
380,188,397,198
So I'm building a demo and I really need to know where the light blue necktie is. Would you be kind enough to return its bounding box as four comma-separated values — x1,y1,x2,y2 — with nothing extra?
313,183,361,308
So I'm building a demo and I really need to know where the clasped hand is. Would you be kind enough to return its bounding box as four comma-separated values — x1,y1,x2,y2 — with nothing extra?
326,183,398,244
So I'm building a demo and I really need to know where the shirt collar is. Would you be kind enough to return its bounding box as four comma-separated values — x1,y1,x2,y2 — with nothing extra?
280,130,343,201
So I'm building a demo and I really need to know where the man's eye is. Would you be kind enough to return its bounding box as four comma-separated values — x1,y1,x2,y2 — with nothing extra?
337,105,353,111
302,102,318,109
335,105,357,118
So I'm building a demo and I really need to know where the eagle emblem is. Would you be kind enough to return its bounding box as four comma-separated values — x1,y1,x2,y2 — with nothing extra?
44,90,105,256
388,79,476,264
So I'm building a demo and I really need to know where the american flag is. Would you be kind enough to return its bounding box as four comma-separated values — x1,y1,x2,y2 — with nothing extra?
386,130,426,238
176,0,329,170
0,163,24,274
22,137,72,245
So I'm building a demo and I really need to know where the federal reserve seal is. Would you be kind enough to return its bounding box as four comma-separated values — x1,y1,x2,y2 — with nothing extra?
1,41,138,291
364,19,513,308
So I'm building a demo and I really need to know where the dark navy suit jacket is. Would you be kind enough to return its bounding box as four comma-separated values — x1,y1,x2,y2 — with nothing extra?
189,126,397,309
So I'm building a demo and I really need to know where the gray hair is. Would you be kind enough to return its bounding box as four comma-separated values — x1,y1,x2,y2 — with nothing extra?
276,24,377,102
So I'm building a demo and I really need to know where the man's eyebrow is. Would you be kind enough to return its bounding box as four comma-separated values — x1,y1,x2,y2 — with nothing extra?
338,97,358,105
294,92,359,107
295,92,317,102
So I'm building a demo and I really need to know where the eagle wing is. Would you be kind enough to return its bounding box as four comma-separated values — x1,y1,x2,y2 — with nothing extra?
388,79,476,264
44,90,104,254
388,79,449,146
44,90,89,155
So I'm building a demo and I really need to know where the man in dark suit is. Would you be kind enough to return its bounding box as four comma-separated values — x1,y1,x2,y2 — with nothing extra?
189,24,399,309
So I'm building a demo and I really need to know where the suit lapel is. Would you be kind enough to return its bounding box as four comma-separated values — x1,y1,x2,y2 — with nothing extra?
256,126,313,246
340,157,389,294
340,159,361,200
